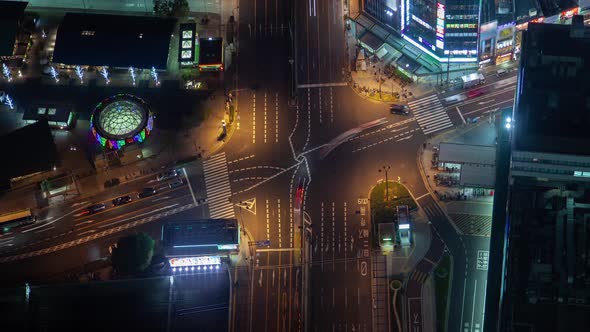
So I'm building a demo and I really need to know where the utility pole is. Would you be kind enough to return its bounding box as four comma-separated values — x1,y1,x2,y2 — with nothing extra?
378,165,391,201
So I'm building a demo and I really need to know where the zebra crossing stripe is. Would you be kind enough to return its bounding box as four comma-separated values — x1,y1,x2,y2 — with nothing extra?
202,152,236,219
408,94,454,135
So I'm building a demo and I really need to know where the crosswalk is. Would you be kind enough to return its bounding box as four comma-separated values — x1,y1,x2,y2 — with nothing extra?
408,94,454,135
202,152,235,219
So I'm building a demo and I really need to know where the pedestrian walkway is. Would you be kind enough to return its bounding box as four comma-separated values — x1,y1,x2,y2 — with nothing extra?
408,95,453,135
202,152,235,219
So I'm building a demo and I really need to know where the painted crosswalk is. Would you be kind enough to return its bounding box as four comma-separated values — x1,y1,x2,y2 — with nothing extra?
408,94,453,135
202,152,235,219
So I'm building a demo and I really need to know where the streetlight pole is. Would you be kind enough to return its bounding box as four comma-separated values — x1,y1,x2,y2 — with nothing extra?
378,165,391,201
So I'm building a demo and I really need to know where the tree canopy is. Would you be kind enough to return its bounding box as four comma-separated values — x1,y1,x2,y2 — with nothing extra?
111,232,155,275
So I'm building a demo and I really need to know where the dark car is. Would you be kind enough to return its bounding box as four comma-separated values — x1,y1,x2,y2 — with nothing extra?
83,203,106,215
390,103,410,115
157,170,178,181
112,195,132,206
138,187,157,198
168,179,184,189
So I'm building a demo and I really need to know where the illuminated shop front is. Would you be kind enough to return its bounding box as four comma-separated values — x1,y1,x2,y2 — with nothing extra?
400,0,479,63
495,23,515,64
90,94,153,150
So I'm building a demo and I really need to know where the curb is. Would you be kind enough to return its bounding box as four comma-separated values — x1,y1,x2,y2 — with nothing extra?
416,140,464,235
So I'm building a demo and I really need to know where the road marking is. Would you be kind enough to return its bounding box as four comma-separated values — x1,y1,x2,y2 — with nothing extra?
98,203,180,228
236,197,256,215
77,219,95,226
344,202,347,272
345,287,348,308
471,280,477,332
264,93,267,143
227,154,255,164
360,261,367,276
460,277,467,330
152,196,170,202
319,88,322,124
456,106,466,124
332,202,335,271
297,82,347,88
202,153,235,219
329,87,334,123
415,193,430,200
321,202,325,271
182,168,197,206
78,229,96,236
252,93,256,144
278,199,282,248
276,93,279,143
266,199,270,240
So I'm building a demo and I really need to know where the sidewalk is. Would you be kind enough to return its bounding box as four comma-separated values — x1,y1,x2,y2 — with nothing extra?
418,120,496,235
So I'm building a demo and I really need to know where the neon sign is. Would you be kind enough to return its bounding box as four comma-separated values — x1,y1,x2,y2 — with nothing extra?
169,256,221,267
436,3,445,49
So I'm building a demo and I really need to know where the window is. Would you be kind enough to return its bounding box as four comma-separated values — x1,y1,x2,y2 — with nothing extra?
37,107,46,115
182,30,193,39
181,50,192,59
182,40,192,48
48,108,57,115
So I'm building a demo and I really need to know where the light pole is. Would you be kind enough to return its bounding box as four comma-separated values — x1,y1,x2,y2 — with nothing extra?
378,165,391,201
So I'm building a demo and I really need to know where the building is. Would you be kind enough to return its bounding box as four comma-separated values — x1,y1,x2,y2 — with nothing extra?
436,142,496,193
90,94,153,150
52,13,176,70
485,17,590,332
198,37,223,71
161,219,239,273
0,0,32,65
0,119,59,190
23,104,74,129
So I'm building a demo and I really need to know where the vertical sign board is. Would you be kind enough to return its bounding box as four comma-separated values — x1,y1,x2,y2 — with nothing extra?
179,23,197,67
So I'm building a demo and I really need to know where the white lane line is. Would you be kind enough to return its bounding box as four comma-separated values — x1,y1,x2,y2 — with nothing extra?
78,229,96,236
471,279,477,332
77,219,95,226
456,106,466,124
276,93,279,143
252,93,256,144
182,168,198,206
460,277,467,329
297,82,347,88
264,93,267,143
415,193,430,200
152,196,170,202
97,203,179,229
34,226,54,234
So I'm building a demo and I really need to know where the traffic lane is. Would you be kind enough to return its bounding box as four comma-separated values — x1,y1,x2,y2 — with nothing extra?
0,218,164,286
252,250,281,332
0,177,165,253
315,0,345,83
456,86,515,116
437,71,517,100
308,258,372,332
295,0,321,84
458,272,488,332
2,191,194,260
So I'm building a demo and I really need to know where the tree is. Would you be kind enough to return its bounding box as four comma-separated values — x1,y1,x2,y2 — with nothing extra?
153,0,171,17
111,232,155,275
170,0,190,18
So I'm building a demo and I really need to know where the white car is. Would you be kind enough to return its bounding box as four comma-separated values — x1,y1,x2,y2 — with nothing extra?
157,170,178,181
0,91,5,103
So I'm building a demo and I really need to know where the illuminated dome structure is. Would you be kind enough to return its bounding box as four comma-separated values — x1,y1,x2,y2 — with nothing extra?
90,94,153,150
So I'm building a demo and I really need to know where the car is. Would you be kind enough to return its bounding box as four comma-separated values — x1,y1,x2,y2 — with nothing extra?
157,170,178,181
390,103,410,115
168,179,184,189
138,187,157,198
112,195,132,206
0,91,5,103
496,69,507,77
467,89,485,98
83,203,106,215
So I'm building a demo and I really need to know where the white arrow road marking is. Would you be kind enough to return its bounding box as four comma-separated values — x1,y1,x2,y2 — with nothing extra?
77,219,95,226
397,135,413,142
390,126,408,133
152,196,170,202
477,100,495,105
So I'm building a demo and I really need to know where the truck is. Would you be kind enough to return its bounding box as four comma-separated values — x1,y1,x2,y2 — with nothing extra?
461,73,485,89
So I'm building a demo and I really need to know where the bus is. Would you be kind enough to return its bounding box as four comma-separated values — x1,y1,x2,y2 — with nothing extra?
0,209,36,233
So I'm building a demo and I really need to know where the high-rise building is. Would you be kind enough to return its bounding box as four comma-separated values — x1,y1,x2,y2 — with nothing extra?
485,16,590,332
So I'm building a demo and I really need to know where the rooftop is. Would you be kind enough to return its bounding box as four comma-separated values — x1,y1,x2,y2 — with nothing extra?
514,20,590,155
52,13,176,69
0,119,59,189
0,0,27,57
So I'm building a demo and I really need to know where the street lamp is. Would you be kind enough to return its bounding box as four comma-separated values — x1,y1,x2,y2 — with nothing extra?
378,165,391,201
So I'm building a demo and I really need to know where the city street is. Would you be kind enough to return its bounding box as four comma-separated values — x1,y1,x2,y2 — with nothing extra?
0,0,522,331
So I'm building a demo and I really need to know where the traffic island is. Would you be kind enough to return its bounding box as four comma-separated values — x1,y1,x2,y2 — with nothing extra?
434,253,452,332
369,181,417,248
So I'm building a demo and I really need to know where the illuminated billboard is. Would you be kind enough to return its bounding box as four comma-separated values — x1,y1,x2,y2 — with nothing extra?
436,2,445,49
169,256,221,267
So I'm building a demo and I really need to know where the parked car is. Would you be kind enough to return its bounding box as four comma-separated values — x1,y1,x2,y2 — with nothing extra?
138,187,157,198
390,103,410,115
112,195,132,206
157,170,178,181
168,179,184,189
83,203,106,215
0,91,5,103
